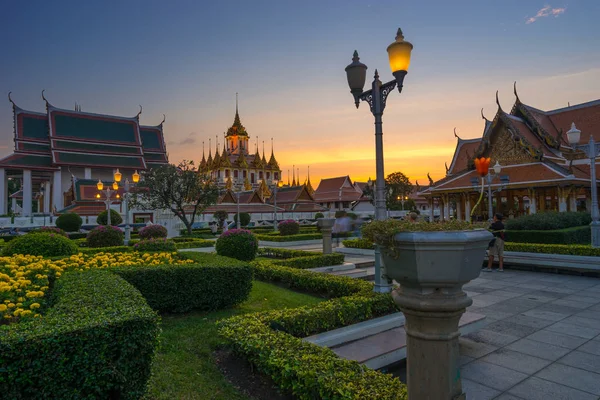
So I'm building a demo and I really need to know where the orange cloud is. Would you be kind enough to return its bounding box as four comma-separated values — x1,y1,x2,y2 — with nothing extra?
526,5,566,24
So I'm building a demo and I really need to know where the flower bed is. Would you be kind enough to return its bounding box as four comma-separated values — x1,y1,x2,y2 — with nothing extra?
218,260,404,399
0,252,192,323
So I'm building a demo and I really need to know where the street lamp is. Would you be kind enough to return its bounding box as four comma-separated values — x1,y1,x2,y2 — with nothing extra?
567,123,599,247
97,169,140,243
345,28,413,293
97,178,116,226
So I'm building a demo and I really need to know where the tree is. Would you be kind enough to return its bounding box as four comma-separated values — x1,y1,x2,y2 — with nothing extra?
213,210,229,230
130,160,219,235
385,172,413,210
233,212,251,227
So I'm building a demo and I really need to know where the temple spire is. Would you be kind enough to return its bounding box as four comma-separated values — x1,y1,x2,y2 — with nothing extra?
287,170,290,186
306,166,315,194
292,165,296,186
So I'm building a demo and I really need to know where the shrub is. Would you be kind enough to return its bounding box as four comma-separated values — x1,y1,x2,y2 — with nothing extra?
133,238,176,252
174,239,214,249
506,211,591,231
278,219,300,236
0,270,160,400
138,224,168,239
2,232,78,257
55,212,83,232
255,233,323,242
87,225,124,248
213,210,228,226
505,242,600,257
29,226,68,237
258,247,318,259
272,253,345,269
215,229,258,261
506,226,590,244
78,245,133,254
123,252,253,312
96,209,123,226
233,212,252,227
342,238,375,249
315,212,324,219
67,232,87,240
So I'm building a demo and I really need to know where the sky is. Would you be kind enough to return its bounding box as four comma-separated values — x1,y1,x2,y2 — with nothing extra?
1,0,600,187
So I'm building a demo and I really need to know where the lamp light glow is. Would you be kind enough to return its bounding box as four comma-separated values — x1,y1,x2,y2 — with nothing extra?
132,170,140,183
114,169,122,183
112,182,118,191
97,180,104,191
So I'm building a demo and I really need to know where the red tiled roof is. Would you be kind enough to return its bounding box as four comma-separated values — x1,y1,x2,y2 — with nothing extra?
448,139,481,174
547,100,600,145
521,104,560,137
200,204,284,214
314,176,362,202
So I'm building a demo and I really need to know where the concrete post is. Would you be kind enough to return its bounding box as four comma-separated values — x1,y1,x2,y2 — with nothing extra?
318,218,335,254
393,287,472,400
558,196,568,212
84,167,92,179
22,169,32,217
52,170,63,211
464,195,471,222
0,168,7,215
570,193,578,212
429,198,434,222
456,195,463,221
43,181,51,213
528,189,537,214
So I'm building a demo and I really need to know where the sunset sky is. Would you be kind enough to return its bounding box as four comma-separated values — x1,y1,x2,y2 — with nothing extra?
1,0,599,187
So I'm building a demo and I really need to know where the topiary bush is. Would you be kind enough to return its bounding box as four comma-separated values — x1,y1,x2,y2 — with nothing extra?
29,226,68,237
315,212,324,219
96,209,123,226
215,229,258,261
138,224,168,240
87,225,124,248
506,211,591,231
55,212,83,232
233,212,251,227
133,238,176,252
278,219,300,236
2,232,78,257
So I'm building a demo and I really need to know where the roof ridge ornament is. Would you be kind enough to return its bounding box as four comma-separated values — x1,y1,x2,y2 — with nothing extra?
135,105,142,120
159,114,166,126
41,89,53,109
453,127,461,141
427,173,434,187
495,90,504,113
481,108,489,122
513,81,520,103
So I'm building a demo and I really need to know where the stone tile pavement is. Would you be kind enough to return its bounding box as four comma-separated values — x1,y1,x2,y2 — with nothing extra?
460,269,600,399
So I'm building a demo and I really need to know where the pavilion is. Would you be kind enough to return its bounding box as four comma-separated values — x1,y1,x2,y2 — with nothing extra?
419,84,600,221
0,92,168,217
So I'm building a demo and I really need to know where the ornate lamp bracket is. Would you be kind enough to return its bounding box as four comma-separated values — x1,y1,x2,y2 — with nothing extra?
359,77,398,116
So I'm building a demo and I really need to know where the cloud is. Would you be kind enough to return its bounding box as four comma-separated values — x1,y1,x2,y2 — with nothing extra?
177,132,197,146
526,5,566,24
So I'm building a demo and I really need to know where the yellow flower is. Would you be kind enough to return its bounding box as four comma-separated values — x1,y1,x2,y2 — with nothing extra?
0,304,6,312
30,303,40,309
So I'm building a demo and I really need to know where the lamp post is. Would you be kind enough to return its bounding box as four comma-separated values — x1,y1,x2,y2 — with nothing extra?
345,28,413,293
97,169,140,243
567,123,600,247
96,179,119,226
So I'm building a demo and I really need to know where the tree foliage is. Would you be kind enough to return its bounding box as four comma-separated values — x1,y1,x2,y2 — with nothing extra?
385,172,413,210
130,161,219,235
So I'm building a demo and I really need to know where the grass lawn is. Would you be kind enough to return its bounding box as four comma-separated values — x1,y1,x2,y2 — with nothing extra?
143,280,324,400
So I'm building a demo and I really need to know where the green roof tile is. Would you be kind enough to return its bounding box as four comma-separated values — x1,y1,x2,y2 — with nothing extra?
19,142,51,153
140,129,163,150
21,115,48,140
52,113,138,143
54,140,142,155
143,153,167,161
55,151,145,168
0,153,54,169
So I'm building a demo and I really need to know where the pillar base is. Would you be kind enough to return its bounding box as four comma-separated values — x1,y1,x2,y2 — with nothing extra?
393,286,472,400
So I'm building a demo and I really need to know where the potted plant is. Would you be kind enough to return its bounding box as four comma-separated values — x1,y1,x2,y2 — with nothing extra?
362,219,492,288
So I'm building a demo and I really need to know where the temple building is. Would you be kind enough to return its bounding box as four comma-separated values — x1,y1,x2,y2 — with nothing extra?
0,92,168,217
419,83,600,221
200,102,282,190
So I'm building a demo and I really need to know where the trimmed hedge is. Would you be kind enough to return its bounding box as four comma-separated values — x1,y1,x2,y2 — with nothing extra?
215,229,258,261
122,252,253,313
506,211,591,230
67,232,88,240
272,253,345,269
175,239,214,249
0,270,160,399
342,238,375,249
87,225,124,247
2,232,78,257
78,245,134,254
138,224,168,239
96,209,123,226
256,233,323,242
218,260,403,399
133,238,177,252
506,226,590,244
258,247,318,258
505,242,600,257
55,212,82,232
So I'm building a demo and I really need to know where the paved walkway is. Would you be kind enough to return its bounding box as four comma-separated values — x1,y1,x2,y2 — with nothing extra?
460,269,600,399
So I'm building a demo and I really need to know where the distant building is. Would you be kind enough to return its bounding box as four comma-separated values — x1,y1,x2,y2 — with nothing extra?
0,92,168,217
314,176,366,212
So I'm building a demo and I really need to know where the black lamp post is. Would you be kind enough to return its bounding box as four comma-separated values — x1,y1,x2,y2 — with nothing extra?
345,28,413,293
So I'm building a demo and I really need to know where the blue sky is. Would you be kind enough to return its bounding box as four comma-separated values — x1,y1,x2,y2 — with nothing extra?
1,0,599,183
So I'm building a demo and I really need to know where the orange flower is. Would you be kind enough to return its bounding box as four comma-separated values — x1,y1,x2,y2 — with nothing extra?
474,157,491,177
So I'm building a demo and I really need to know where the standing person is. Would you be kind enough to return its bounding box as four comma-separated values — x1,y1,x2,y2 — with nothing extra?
222,219,229,233
408,212,418,223
485,213,505,272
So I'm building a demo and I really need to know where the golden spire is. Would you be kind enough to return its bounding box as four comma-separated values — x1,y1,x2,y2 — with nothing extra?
207,138,213,167
258,179,271,199
225,176,233,190
292,165,296,186
244,176,252,191
200,141,207,171
268,137,280,169
306,166,315,195
220,143,231,167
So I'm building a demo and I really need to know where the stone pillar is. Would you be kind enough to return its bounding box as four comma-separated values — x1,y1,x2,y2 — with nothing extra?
84,167,92,179
11,197,17,214
464,195,471,222
456,195,463,221
0,168,7,215
528,189,536,214
570,192,578,212
52,170,63,212
558,190,568,212
318,218,335,254
43,181,51,213
22,169,32,217
429,198,434,222
393,287,472,400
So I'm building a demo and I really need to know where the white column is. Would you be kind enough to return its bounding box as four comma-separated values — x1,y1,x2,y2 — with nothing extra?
43,181,51,213
529,197,537,214
52,170,63,212
0,168,7,215
558,196,568,212
84,167,92,179
11,198,17,214
22,169,32,217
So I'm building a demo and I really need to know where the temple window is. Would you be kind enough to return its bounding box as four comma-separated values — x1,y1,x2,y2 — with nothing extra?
266,172,270,179
234,170,238,178
251,173,255,184
225,169,230,178
274,172,279,180
259,171,263,179
243,170,247,178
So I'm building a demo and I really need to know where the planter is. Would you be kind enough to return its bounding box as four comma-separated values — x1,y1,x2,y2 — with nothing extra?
380,229,492,289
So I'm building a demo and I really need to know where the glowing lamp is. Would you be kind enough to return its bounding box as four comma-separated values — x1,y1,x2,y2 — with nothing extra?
566,122,581,146
114,169,122,183
345,50,368,108
387,28,413,92
132,170,140,183
96,193,101,199
112,181,118,191
116,194,120,199
97,180,104,191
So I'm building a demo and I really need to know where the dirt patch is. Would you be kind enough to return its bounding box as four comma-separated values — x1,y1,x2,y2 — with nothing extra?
214,349,295,400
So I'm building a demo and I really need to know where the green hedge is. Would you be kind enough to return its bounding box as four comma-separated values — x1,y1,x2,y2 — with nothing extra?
342,238,375,249
256,233,323,242
505,242,600,257
0,270,160,399
272,253,345,269
257,247,316,258
118,252,252,313
506,211,591,230
67,232,87,240
506,226,590,244
218,260,403,399
78,245,134,254
175,239,214,249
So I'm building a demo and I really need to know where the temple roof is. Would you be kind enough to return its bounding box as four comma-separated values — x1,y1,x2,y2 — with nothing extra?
313,176,363,202
225,109,248,137
447,138,481,175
